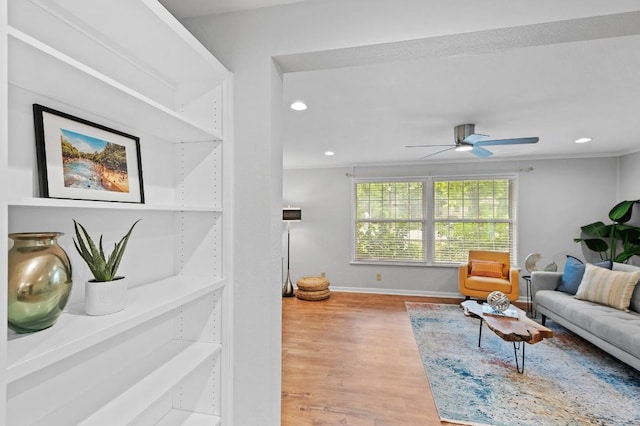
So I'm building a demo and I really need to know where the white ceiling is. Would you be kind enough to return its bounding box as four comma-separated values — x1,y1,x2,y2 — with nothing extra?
160,2,640,169
159,0,306,18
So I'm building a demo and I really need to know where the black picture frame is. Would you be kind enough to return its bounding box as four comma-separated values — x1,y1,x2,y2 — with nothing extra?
33,104,145,203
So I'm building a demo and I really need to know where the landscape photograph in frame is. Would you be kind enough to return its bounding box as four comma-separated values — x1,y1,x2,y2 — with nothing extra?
33,104,144,203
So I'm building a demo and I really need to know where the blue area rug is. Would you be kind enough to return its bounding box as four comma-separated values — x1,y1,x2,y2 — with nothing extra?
406,302,640,426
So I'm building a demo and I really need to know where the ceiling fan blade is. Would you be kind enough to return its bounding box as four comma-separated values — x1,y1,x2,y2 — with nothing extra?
420,146,455,159
471,145,493,158
462,133,489,144
475,137,539,146
406,144,454,148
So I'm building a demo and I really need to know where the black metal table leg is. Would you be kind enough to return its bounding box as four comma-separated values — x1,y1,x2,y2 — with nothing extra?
478,319,483,347
513,341,525,373
523,275,533,317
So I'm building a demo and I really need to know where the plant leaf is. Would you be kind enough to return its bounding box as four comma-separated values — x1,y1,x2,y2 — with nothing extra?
613,249,640,263
73,220,92,262
73,220,108,280
99,234,106,264
616,225,640,241
106,219,141,280
609,200,637,224
580,222,611,238
581,238,609,253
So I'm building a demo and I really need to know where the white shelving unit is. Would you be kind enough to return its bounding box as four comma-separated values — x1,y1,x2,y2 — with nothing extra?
0,0,232,424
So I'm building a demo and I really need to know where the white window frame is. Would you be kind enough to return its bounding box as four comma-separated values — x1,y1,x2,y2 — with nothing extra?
351,177,427,265
351,175,517,266
430,175,518,265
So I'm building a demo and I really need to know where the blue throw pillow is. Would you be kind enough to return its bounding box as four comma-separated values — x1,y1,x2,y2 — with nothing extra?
556,256,613,295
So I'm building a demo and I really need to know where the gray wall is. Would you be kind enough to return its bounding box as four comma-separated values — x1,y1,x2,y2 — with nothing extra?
618,152,640,258
283,156,634,296
619,151,640,200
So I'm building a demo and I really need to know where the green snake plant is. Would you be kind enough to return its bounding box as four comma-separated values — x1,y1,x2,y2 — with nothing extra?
73,219,141,282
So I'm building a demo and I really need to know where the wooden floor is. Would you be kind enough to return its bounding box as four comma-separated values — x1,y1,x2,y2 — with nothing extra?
281,291,463,425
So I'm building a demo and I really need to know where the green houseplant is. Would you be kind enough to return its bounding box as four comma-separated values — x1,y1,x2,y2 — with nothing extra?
574,200,640,263
73,219,141,315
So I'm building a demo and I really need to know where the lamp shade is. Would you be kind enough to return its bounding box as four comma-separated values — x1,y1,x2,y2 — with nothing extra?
282,207,301,222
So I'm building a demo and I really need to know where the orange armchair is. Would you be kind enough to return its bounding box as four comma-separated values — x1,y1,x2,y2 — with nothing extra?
458,250,519,302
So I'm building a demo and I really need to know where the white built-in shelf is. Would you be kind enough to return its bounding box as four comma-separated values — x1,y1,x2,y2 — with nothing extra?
7,27,222,143
7,276,225,383
8,197,222,213
4,0,231,422
32,341,221,425
156,410,221,426
18,0,229,96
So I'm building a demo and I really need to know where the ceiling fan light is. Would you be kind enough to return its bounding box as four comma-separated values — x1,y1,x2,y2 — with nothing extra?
455,144,473,152
575,137,591,144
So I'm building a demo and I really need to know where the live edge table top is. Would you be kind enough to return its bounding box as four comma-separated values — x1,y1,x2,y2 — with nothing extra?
461,300,553,344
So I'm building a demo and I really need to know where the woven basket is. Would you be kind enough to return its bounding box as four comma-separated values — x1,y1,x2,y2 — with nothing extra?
295,288,331,301
296,276,330,291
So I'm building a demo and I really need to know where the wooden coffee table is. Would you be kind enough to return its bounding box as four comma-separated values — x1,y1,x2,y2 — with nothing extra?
461,300,553,373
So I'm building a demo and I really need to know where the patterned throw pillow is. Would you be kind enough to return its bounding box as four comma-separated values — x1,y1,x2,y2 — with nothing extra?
574,263,640,311
470,260,504,278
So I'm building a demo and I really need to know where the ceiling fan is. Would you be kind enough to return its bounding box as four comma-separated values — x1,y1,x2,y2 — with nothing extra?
407,124,539,159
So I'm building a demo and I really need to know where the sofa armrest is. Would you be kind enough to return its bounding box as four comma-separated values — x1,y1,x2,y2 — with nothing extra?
531,271,562,294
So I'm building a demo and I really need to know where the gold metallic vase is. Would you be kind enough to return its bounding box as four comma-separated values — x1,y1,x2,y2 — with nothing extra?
8,232,73,333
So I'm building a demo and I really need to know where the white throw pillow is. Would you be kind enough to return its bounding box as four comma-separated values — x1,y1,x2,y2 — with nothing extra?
575,263,640,311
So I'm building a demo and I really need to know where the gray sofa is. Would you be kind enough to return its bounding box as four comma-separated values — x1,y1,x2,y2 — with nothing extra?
532,262,640,371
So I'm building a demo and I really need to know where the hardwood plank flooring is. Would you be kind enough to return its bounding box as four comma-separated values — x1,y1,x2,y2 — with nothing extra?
281,291,463,425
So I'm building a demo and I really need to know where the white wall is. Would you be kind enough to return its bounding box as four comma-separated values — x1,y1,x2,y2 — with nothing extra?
284,157,628,295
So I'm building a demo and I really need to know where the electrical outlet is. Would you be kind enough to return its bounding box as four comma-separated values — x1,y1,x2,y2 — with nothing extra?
321,272,326,278
376,273,382,281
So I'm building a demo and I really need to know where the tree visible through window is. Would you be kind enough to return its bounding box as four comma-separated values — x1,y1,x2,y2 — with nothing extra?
352,177,514,264
433,178,512,263
354,181,424,261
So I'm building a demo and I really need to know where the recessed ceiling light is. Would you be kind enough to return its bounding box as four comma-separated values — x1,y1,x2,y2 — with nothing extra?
455,144,473,152
290,101,307,111
324,151,335,156
575,137,592,144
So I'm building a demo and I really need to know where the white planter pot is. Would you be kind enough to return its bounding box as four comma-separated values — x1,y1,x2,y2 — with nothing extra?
85,277,127,316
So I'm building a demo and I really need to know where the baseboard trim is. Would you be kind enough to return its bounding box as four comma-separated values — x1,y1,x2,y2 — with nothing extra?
330,286,462,299
330,286,528,303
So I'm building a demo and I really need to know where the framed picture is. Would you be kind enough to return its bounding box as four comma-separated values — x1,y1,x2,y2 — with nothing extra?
33,104,144,203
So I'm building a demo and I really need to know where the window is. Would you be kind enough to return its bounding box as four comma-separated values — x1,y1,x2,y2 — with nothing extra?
353,177,515,264
354,180,424,262
433,178,513,263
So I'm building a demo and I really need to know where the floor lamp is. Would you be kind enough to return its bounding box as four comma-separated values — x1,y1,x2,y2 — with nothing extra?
282,207,302,297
